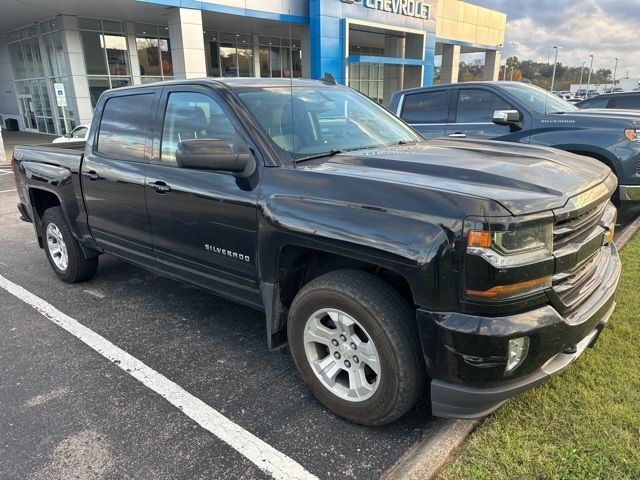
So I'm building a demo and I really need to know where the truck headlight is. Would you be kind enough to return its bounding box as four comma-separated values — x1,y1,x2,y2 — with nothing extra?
625,128,640,141
467,222,553,267
464,216,554,300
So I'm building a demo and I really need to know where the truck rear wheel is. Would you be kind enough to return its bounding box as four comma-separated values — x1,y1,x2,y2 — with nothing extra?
287,269,424,425
42,206,98,283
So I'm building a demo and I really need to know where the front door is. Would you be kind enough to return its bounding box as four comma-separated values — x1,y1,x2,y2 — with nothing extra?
446,88,517,140
145,86,262,306
82,89,158,264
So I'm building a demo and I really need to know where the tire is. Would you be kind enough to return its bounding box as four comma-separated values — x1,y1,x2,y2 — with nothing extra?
287,269,425,425
42,206,98,283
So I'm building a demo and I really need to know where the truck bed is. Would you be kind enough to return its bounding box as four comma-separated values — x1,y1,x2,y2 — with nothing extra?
13,141,85,170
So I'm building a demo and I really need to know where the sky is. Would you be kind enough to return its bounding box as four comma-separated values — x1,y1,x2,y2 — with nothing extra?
471,0,640,78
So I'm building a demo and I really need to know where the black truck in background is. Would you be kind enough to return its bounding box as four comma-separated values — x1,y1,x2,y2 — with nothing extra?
390,81,640,213
12,78,620,425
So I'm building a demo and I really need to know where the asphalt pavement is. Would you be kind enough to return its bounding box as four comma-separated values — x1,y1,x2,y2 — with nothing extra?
0,165,438,479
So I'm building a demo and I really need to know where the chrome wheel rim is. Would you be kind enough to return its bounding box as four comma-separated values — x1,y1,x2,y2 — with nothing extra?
46,223,68,271
303,308,381,402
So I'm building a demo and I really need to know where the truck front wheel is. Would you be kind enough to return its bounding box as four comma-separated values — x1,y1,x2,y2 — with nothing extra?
287,269,425,425
42,206,98,283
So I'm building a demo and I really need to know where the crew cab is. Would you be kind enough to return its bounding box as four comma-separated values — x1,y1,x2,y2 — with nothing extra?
391,81,640,211
12,78,620,425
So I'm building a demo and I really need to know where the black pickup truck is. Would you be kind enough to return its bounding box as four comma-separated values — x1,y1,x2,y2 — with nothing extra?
390,81,640,213
12,78,620,425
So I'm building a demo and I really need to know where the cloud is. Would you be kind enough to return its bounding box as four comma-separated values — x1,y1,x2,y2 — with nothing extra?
471,0,640,78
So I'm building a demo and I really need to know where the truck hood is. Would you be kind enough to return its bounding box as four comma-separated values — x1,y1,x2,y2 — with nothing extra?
311,140,613,216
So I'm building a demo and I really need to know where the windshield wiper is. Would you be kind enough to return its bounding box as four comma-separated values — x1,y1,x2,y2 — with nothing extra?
293,149,344,165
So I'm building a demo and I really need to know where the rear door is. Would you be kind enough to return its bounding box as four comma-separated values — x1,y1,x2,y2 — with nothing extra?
446,87,518,140
82,88,158,264
397,89,451,140
144,85,262,306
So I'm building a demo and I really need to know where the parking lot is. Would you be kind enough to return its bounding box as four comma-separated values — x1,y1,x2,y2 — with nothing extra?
0,164,440,479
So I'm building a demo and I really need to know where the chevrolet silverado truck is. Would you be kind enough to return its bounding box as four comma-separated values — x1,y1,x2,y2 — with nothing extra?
12,78,620,425
390,81,640,213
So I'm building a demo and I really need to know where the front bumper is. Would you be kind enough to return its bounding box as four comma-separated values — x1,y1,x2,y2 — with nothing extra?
418,243,621,419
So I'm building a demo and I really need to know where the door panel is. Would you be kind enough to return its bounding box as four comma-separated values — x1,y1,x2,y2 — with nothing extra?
146,88,261,303
82,91,156,262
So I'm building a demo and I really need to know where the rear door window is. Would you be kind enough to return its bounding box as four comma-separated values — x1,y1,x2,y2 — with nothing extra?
401,90,451,124
612,96,640,109
96,93,154,161
455,89,512,123
580,97,610,109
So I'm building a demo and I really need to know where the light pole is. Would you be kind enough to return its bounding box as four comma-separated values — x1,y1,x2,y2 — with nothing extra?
510,66,514,81
578,62,585,96
550,46,561,92
585,54,594,97
612,58,619,92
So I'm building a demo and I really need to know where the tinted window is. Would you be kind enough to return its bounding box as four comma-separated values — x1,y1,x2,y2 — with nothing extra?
97,94,154,160
72,126,88,138
401,90,450,123
160,91,237,165
455,89,512,123
614,96,640,109
579,97,609,109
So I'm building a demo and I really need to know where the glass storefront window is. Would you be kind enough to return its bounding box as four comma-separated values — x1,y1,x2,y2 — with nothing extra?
81,31,108,75
135,24,173,81
204,31,254,78
88,77,111,107
104,35,129,76
257,36,302,78
7,25,60,133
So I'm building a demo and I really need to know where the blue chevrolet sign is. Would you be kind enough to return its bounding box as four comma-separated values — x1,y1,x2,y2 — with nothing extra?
342,0,431,19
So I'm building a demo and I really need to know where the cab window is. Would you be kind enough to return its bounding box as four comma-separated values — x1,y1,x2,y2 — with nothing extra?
401,90,451,124
160,92,237,165
97,93,154,161
455,89,512,123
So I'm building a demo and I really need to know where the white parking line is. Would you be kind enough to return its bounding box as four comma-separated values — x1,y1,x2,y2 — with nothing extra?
0,274,317,480
0,189,17,193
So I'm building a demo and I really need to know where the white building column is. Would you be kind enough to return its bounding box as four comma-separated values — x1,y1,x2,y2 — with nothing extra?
483,50,501,81
383,36,406,106
168,8,206,79
252,34,261,77
301,35,311,79
126,22,142,85
59,15,93,127
440,44,460,84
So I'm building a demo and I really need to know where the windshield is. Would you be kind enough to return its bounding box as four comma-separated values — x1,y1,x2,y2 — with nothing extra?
501,82,578,114
235,86,421,161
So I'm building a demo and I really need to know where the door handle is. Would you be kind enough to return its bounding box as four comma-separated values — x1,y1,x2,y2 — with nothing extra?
149,181,171,194
85,171,99,181
448,132,467,138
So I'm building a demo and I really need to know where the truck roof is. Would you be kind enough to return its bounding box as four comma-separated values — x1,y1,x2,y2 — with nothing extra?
107,77,335,93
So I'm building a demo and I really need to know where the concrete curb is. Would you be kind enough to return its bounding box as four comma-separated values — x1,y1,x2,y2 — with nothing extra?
382,418,478,480
382,215,640,480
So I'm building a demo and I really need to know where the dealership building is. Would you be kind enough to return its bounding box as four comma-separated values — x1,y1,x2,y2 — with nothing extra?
0,0,505,136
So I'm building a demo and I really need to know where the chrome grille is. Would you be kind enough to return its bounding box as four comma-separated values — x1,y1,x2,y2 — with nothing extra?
551,197,614,312
553,200,607,249
552,247,609,310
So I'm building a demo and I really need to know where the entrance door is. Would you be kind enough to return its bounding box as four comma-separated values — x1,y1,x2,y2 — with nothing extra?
18,96,37,131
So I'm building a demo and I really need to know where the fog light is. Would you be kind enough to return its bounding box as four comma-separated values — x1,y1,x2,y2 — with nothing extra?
506,337,530,373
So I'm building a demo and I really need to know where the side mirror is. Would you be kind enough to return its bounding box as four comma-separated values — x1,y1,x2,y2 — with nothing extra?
492,110,521,126
64,133,72,138
175,138,255,176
